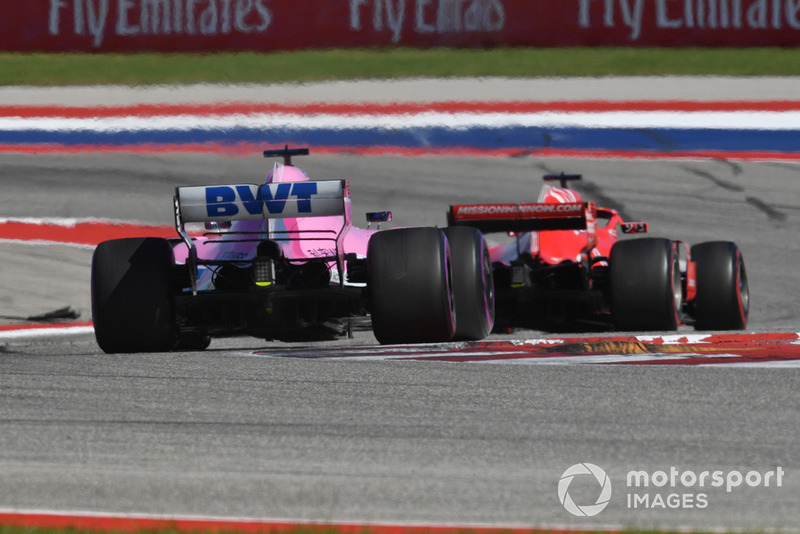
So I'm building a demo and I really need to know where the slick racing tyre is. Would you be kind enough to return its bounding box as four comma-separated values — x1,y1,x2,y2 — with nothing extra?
610,237,682,331
443,226,495,341
91,237,178,353
691,241,749,330
176,333,212,351
368,227,456,344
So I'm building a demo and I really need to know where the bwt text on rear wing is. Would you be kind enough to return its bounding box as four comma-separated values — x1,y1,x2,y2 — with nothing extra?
176,180,349,223
448,202,594,234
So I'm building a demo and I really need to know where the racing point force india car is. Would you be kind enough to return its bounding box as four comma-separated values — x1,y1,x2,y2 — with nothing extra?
91,147,495,353
447,174,749,332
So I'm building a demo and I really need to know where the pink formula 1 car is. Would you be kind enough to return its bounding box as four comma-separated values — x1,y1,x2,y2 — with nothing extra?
91,147,494,353
447,174,749,332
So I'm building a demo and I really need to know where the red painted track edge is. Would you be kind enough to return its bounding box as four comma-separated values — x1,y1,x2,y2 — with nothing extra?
0,511,607,534
0,322,93,333
0,220,174,247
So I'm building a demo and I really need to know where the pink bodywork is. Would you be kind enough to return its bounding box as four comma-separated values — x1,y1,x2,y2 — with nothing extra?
173,164,378,290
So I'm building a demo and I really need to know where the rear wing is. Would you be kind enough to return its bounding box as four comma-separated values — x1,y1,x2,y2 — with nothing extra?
174,180,350,295
448,202,594,234
176,180,348,223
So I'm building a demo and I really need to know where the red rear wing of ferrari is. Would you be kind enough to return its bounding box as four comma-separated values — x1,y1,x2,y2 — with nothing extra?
448,202,594,234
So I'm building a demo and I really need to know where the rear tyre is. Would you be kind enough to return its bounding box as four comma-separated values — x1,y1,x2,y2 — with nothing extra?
177,333,212,351
368,228,456,344
691,241,749,330
610,238,682,331
443,227,495,340
91,237,178,353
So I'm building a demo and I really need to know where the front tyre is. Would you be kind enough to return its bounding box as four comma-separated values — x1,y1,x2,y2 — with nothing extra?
443,227,495,340
91,237,178,353
610,238,682,331
368,228,456,344
691,241,749,330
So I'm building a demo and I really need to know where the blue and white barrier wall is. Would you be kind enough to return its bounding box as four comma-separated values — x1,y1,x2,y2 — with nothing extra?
2,100,800,160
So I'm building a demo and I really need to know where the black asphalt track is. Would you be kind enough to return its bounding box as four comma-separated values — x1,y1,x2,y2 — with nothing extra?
1,152,798,530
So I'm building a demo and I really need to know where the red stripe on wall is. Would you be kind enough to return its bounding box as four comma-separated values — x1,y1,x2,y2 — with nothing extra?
3,101,800,119
2,143,800,163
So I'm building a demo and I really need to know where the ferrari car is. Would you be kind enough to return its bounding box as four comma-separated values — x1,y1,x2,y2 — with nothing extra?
447,174,749,332
91,147,494,353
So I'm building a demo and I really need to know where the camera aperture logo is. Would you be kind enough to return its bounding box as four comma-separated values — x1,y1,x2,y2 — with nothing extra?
558,463,612,517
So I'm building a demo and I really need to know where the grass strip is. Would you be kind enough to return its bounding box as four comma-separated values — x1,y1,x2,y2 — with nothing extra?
1,47,799,86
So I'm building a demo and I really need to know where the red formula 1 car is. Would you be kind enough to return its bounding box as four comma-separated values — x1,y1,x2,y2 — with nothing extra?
447,174,749,332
